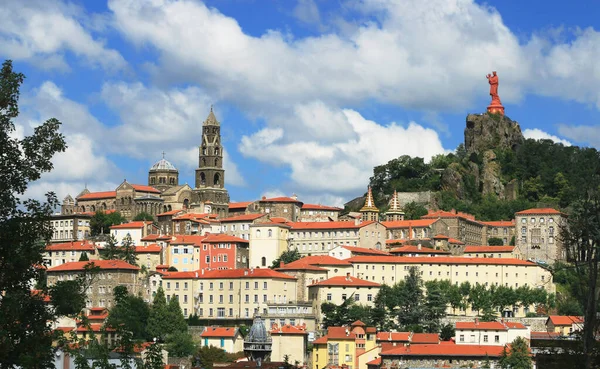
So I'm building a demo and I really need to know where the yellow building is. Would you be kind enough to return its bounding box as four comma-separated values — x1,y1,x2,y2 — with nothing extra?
546,315,584,336
249,221,291,268
270,324,309,365
135,244,163,270
199,327,244,353
312,321,377,369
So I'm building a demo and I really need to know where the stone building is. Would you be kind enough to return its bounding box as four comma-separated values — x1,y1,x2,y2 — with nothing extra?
515,208,567,264
247,196,304,222
193,108,230,218
384,190,405,221
481,220,516,246
148,154,179,192
46,260,140,309
299,203,343,222
421,209,485,245
360,187,379,222
49,213,92,244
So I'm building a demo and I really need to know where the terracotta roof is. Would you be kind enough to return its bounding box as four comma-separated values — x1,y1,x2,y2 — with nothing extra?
464,246,515,253
389,245,450,255
366,327,377,333
141,234,172,241
198,268,296,280
301,204,343,211
162,271,200,279
200,327,239,338
278,255,351,271
548,315,584,326
228,201,252,210
270,325,308,335
267,217,289,224
157,209,184,217
376,332,411,342
260,196,302,203
351,320,366,326
203,233,249,244
422,210,477,221
76,324,115,333
381,343,504,357
366,358,381,366
308,275,380,287
289,221,375,230
110,221,148,229
45,241,95,252
47,260,139,272
411,333,440,344
381,219,438,228
131,184,161,194
341,246,390,255
505,322,527,329
77,191,117,200
516,208,565,215
433,234,449,239
31,289,51,303
481,220,515,227
312,337,328,344
347,255,537,266
169,235,206,245
326,326,356,340
172,213,210,221
135,244,162,253
220,213,267,222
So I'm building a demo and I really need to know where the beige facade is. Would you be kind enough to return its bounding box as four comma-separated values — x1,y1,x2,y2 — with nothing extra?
44,241,99,267
199,327,244,353
249,222,291,268
221,213,268,240
515,208,567,264
455,321,529,346
135,245,163,271
289,220,386,255
46,260,140,310
481,220,516,246
308,274,381,318
300,204,342,222
462,246,521,259
49,213,91,243
270,325,309,364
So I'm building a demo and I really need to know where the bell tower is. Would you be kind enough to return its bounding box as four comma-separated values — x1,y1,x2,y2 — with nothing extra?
193,107,230,217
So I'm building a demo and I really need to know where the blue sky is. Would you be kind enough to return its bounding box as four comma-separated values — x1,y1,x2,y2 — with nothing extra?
2,0,600,206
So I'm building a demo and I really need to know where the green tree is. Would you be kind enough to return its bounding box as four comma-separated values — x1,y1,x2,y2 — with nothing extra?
469,283,492,317
165,331,195,358
90,211,126,236
499,337,532,369
133,212,154,221
402,202,429,220
423,280,448,332
147,287,170,341
79,252,89,261
396,267,425,331
0,59,84,368
440,324,455,341
522,176,543,202
120,233,138,266
167,296,189,333
143,342,165,369
372,285,399,331
194,346,229,369
102,234,121,260
270,248,301,269
106,286,150,340
488,237,504,246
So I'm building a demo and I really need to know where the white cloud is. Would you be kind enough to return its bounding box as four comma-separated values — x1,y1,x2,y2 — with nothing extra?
523,128,571,146
0,0,125,71
293,0,323,29
557,124,600,148
240,106,446,197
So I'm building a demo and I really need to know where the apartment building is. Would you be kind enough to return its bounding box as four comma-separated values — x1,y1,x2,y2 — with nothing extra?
381,219,445,242
328,245,390,260
515,208,568,264
44,241,98,267
172,213,220,235
312,321,377,369
455,320,529,346
481,220,516,246
288,220,387,255
110,221,156,245
165,234,248,272
421,210,485,245
135,244,162,270
299,204,343,222
462,245,521,259
46,260,140,309
49,213,92,243
308,274,380,318
221,213,268,240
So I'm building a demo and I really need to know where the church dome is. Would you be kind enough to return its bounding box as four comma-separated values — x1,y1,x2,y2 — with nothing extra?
150,158,178,172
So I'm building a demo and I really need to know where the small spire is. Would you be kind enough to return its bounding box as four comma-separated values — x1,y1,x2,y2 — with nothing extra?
210,104,213,112
360,186,379,213
162,151,166,159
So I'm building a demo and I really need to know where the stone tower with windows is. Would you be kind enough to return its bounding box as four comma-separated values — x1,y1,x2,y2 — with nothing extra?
385,190,405,221
148,153,179,192
360,186,379,222
193,108,230,217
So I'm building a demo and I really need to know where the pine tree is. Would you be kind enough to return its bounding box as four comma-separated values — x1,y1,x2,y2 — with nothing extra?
79,252,89,261
396,267,425,331
167,296,189,333
143,342,165,369
120,233,138,266
147,287,170,341
102,234,120,260
499,337,532,369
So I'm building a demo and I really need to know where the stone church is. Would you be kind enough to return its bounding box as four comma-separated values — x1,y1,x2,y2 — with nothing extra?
61,109,230,220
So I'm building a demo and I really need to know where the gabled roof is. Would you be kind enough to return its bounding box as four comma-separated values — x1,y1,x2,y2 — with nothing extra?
389,245,450,255
47,260,139,272
131,184,161,194
220,213,267,222
288,221,375,230
366,358,381,366
548,315,584,326
45,241,95,252
169,235,206,245
516,208,565,216
229,201,252,210
270,325,308,335
135,244,162,253
77,191,117,200
200,327,240,338
172,213,210,221
463,246,515,253
340,246,390,256
302,204,343,211
376,332,411,342
278,255,351,271
198,268,296,280
202,233,248,244
156,209,185,217
411,333,440,344
308,275,380,287
110,221,148,229
141,234,172,242
347,255,537,266
260,196,302,203
381,219,438,228
326,326,356,340
481,220,515,227
380,344,504,357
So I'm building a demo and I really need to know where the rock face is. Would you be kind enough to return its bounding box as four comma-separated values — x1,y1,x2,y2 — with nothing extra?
481,150,504,199
464,113,524,154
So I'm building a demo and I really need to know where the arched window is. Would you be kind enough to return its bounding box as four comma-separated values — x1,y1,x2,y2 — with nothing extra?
151,177,156,184
159,177,166,184
215,158,219,166
256,229,261,238
168,205,172,211
91,205,96,212
261,257,266,267
214,147,220,156
214,173,221,186
268,229,273,238
170,178,175,185
202,146,207,155
183,199,189,209
200,172,206,185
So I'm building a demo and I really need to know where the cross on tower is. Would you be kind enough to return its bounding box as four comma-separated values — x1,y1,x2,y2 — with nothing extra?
162,151,166,159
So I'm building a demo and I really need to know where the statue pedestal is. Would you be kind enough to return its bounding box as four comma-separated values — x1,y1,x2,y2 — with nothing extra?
487,102,504,115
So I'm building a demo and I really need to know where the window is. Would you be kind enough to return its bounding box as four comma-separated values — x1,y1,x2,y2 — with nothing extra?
245,282,250,289
327,293,332,301
367,294,373,302
229,295,234,303
354,294,360,301
263,282,268,289
483,335,488,342
459,335,464,342
217,308,225,318
495,335,500,343
342,294,347,300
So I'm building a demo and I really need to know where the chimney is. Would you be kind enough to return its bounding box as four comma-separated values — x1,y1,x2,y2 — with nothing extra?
195,272,198,278
291,193,298,201
417,243,422,250
475,318,479,325
262,196,267,200
280,261,284,268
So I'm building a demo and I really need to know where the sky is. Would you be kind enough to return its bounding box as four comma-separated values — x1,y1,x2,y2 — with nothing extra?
2,0,600,207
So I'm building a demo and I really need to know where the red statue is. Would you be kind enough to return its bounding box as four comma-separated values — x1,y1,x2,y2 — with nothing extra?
486,71,504,115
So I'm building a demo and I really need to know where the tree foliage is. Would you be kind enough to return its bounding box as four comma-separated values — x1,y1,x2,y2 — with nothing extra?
90,210,126,236
193,346,241,369
133,212,154,221
499,337,532,369
487,237,504,246
106,286,150,340
147,287,170,341
270,248,301,269
100,233,138,266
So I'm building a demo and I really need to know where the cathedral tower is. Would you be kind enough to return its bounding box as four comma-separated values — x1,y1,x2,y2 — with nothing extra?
385,190,405,221
148,153,179,192
360,186,379,222
193,107,230,217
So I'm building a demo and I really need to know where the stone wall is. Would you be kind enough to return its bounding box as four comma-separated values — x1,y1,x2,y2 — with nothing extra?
395,191,432,207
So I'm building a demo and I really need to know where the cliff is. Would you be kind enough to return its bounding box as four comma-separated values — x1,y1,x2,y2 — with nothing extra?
464,113,524,154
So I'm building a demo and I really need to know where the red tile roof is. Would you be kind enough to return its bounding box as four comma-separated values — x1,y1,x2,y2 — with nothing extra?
301,204,343,211
203,233,249,244
220,213,267,222
376,332,411,342
200,327,239,338
381,219,438,228
157,209,185,217
162,271,200,279
131,184,161,194
47,260,139,272
76,324,115,333
110,221,148,229
341,246,390,255
347,255,536,266
381,343,504,357
351,320,366,326
31,289,51,303
45,241,95,252
548,315,584,326
135,244,162,253
228,201,252,210
481,220,516,227
411,333,440,344
77,191,117,200
463,246,515,253
172,213,210,221
278,255,351,271
198,268,296,280
270,325,308,335
289,221,375,230
308,275,380,287
326,326,356,340
366,358,381,366
422,210,477,221
516,208,565,215
389,245,450,255
505,322,527,329
260,197,302,203
169,235,206,245
141,234,172,241
312,337,328,344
